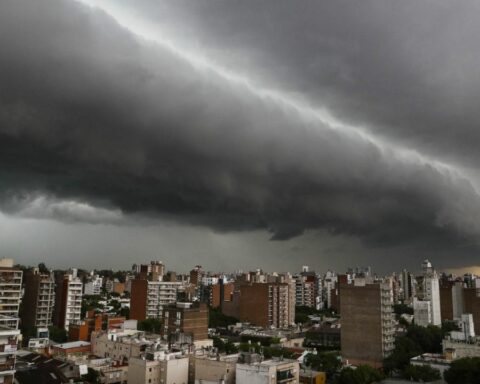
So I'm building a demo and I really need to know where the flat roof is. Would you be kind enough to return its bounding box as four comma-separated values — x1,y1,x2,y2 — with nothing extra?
54,341,90,349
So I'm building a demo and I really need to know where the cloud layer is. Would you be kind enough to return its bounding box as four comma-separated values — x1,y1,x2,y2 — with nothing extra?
1,0,480,269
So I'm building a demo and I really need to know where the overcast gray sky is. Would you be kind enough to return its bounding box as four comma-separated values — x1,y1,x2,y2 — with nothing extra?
1,0,480,274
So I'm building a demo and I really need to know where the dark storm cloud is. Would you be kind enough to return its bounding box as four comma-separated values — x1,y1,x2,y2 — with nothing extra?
1,0,480,267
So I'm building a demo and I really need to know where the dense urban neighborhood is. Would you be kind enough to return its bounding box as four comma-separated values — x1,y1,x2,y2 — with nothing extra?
0,258,477,383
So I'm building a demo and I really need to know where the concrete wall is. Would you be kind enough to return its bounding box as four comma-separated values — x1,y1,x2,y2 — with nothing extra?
195,357,237,384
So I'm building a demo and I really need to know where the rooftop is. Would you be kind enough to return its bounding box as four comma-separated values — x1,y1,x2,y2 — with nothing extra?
54,341,91,349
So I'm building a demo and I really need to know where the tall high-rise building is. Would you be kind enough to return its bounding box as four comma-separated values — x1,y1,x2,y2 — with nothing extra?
295,275,316,308
414,260,441,326
401,269,414,302
189,266,203,286
340,278,395,368
21,268,55,333
150,261,165,282
53,269,83,330
0,258,23,383
130,279,182,321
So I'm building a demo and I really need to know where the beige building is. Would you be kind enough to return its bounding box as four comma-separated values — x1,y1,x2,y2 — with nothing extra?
128,350,189,384
194,351,238,384
236,355,299,384
91,329,155,361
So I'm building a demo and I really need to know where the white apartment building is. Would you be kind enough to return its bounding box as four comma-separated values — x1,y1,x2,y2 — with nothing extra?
201,276,219,286
414,260,441,327
62,269,83,330
128,349,189,384
147,281,182,318
84,275,103,295
413,298,432,327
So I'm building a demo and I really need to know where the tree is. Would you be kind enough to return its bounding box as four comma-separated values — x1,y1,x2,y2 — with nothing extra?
213,337,238,354
209,307,239,328
48,326,67,343
393,303,413,317
444,357,480,384
138,318,163,333
403,364,441,382
383,336,423,374
120,307,130,319
238,343,294,359
335,365,384,384
384,323,450,375
305,352,342,378
82,367,101,384
38,262,49,274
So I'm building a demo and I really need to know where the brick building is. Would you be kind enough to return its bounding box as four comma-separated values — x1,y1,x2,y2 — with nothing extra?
162,302,208,341
340,278,394,368
223,282,293,328
68,311,125,342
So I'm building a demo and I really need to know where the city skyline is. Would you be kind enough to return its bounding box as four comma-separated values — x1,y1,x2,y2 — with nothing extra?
2,0,480,272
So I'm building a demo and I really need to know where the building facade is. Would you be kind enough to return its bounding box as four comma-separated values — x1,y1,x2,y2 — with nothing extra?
128,350,189,384
236,356,299,384
0,259,22,384
53,269,83,330
340,278,395,368
21,268,55,332
162,302,209,342
130,279,182,321
238,283,291,328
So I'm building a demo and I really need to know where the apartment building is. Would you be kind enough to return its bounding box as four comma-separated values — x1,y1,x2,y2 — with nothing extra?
162,302,208,341
69,310,126,342
413,299,432,327
0,259,22,384
340,277,395,368
295,275,316,308
128,349,189,384
130,279,182,321
236,354,299,384
190,266,203,287
91,329,155,361
53,269,83,330
193,351,238,384
209,281,234,308
84,274,103,295
0,318,22,384
414,260,441,326
21,268,55,332
401,269,414,302
239,283,291,328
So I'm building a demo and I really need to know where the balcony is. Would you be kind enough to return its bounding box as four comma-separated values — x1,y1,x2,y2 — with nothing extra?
0,358,15,372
